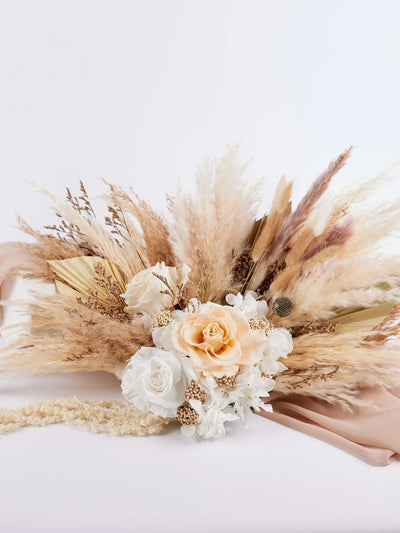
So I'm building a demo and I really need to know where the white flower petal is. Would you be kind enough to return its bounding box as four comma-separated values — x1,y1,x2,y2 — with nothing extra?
123,262,190,316
266,328,293,359
121,347,189,418
226,291,268,319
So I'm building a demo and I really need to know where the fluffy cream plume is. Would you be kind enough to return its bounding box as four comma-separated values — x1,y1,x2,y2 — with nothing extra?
0,294,152,375
306,160,400,261
274,330,400,410
268,160,400,322
309,159,400,236
271,255,400,326
168,146,262,302
341,201,400,258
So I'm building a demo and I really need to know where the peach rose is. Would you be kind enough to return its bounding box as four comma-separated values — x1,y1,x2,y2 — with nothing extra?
174,302,268,376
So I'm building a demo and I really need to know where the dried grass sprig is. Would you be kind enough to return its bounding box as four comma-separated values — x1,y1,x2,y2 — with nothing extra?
270,255,400,326
102,181,174,266
77,262,129,321
16,217,83,281
32,184,146,279
248,147,352,292
168,146,262,302
274,330,400,410
0,294,152,375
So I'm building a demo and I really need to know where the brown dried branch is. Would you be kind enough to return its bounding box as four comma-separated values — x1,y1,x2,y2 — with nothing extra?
76,263,130,321
151,272,187,309
43,181,102,257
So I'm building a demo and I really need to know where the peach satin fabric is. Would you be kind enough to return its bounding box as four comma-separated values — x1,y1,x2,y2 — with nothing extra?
1,242,399,465
260,390,400,466
0,242,40,322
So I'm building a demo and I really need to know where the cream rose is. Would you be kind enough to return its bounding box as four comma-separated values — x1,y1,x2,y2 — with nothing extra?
173,302,268,376
122,262,190,316
121,347,190,418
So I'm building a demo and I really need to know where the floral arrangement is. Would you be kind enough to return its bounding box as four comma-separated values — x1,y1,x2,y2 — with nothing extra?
1,146,400,449
122,281,292,439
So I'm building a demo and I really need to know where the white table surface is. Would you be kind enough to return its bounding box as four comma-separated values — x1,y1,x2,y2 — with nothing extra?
0,370,399,533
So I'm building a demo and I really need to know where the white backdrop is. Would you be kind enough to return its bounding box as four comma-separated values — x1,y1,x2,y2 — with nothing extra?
0,1,400,532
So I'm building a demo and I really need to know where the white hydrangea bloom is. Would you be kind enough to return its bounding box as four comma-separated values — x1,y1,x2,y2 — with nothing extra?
181,399,239,440
225,291,268,319
266,327,293,359
259,327,292,376
228,366,275,420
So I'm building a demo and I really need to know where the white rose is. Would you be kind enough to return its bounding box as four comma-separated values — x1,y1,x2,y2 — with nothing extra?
122,262,190,316
121,347,190,418
226,291,268,319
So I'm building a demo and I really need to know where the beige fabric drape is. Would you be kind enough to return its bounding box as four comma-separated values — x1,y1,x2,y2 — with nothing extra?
0,242,40,322
259,389,400,466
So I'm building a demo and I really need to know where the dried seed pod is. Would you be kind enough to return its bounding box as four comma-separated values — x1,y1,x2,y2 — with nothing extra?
272,296,294,317
177,404,199,425
185,380,207,402
214,374,237,388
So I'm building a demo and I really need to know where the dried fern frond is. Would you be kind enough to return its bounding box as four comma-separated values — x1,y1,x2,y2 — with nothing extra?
168,146,262,302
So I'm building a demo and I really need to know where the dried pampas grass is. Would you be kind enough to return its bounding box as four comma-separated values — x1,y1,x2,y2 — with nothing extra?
3,146,400,431
0,294,152,376
16,217,83,282
33,184,147,280
168,146,262,302
275,330,400,410
272,254,400,326
247,147,352,292
102,181,174,266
